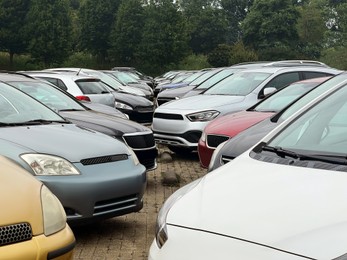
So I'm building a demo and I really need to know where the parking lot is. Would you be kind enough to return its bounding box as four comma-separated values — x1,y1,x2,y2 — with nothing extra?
72,145,208,260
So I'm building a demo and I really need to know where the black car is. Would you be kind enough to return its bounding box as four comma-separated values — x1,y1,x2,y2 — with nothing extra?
0,72,158,171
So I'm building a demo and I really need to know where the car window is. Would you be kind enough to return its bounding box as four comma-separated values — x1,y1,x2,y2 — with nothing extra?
254,81,319,113
269,83,347,155
303,71,330,80
204,71,271,96
265,72,300,90
75,79,110,94
190,69,221,86
279,74,347,121
197,68,238,90
0,82,63,123
9,81,84,111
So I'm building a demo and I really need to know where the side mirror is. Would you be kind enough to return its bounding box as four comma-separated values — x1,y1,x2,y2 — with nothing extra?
263,87,277,97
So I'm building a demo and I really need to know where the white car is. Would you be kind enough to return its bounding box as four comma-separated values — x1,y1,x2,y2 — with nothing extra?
149,72,347,259
152,65,340,154
25,71,116,107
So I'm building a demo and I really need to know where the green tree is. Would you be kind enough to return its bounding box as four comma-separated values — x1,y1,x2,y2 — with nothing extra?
137,0,190,75
220,0,254,44
242,0,300,60
109,0,145,66
296,0,327,58
0,0,30,67
178,0,229,54
207,44,232,67
26,0,72,67
79,0,121,64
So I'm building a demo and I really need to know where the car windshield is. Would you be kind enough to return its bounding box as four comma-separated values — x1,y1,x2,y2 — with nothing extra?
111,71,138,84
84,70,124,88
267,79,347,157
278,74,347,122
9,81,85,112
253,81,322,113
0,82,64,124
189,69,220,86
204,71,271,96
75,79,111,94
196,68,240,90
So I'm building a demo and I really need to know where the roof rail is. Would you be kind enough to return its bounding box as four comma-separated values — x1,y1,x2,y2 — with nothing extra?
264,60,329,67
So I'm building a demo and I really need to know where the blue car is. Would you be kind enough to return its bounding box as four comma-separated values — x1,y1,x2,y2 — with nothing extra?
0,81,146,225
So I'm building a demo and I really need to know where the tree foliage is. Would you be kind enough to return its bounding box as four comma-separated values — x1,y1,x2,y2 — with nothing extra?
0,0,30,66
242,0,300,60
109,0,145,65
25,0,72,67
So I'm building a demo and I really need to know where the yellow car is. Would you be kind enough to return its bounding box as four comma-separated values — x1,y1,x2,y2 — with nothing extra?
0,156,75,259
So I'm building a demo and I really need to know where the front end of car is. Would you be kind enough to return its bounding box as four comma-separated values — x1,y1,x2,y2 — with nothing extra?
152,109,220,151
0,156,75,259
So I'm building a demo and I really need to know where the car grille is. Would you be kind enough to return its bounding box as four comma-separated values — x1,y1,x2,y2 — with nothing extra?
80,154,128,165
206,135,230,148
156,98,174,106
123,133,156,149
135,106,154,113
0,223,32,246
94,194,139,215
153,112,184,120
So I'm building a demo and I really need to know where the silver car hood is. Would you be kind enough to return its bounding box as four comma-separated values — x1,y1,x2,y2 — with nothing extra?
0,124,129,162
168,155,347,259
158,94,245,111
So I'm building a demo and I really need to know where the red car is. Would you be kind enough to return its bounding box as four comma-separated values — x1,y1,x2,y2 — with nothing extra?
198,77,331,168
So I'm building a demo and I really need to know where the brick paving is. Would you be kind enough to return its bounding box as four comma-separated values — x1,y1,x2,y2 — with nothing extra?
72,145,208,260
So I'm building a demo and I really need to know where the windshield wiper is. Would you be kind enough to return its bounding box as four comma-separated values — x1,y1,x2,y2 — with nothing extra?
19,119,70,125
258,143,347,165
59,109,84,112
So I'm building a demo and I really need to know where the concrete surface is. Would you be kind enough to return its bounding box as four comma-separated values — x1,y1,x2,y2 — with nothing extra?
72,145,207,260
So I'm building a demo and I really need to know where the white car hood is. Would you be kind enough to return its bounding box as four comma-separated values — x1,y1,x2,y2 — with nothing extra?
158,94,245,112
167,154,347,259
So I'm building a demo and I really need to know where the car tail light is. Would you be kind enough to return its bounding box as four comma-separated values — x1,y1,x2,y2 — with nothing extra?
75,95,91,101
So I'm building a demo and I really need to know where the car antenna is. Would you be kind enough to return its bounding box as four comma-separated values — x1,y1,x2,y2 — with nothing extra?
76,68,82,76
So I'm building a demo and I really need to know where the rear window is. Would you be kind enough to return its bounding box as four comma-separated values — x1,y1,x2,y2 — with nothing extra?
75,79,110,94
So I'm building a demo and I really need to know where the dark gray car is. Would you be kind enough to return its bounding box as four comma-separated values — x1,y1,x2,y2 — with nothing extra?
0,81,147,225
0,73,158,171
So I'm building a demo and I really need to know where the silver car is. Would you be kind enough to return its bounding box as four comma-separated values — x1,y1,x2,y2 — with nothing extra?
152,65,341,154
0,81,146,225
25,71,116,107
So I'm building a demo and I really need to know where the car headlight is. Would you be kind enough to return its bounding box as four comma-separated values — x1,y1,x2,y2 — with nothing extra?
156,178,201,248
115,101,133,110
126,146,140,166
208,140,228,172
186,110,220,122
41,185,67,236
21,154,80,176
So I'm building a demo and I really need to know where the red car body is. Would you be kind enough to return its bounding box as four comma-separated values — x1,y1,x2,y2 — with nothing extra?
198,77,331,168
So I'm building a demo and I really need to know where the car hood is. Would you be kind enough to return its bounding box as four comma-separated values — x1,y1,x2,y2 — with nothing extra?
204,110,274,137
168,155,347,259
162,82,189,89
113,91,153,107
158,94,246,112
0,124,129,162
60,110,150,136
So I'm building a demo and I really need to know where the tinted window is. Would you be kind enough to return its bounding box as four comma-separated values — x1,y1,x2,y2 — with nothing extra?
303,71,330,80
265,72,300,90
75,79,110,94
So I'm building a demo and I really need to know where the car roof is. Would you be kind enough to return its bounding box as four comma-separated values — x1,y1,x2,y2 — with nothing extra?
23,71,99,81
232,66,341,74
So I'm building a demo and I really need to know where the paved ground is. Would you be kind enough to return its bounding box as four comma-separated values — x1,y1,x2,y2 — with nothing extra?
72,145,208,260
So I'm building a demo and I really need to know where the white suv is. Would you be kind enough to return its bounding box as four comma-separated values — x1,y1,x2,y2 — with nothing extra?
152,65,341,154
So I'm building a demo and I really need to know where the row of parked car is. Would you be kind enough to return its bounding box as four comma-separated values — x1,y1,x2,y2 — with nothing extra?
148,62,347,259
0,67,160,258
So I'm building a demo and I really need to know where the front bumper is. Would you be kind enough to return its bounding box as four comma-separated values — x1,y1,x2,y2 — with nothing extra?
38,160,147,225
152,116,208,148
0,225,75,260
